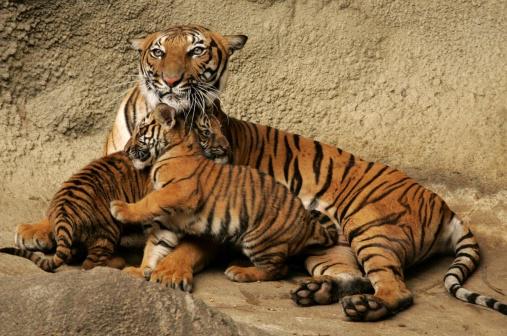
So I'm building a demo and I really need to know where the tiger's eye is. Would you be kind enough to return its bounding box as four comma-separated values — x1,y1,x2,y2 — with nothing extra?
190,47,205,56
150,48,164,58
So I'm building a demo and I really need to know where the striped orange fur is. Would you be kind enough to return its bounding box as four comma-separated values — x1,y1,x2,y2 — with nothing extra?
110,104,338,282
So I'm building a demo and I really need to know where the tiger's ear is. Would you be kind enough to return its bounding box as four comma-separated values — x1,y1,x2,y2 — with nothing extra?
154,104,177,129
129,36,146,51
223,35,248,55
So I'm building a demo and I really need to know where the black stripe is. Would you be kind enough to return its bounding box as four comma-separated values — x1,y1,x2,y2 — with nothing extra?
456,252,480,268
293,134,300,151
268,157,274,177
485,298,497,309
283,136,293,182
456,243,480,251
157,240,174,250
466,293,479,304
449,283,460,295
309,158,333,208
313,141,323,184
290,158,303,196
455,230,474,245
255,141,265,170
341,154,355,183
273,128,279,155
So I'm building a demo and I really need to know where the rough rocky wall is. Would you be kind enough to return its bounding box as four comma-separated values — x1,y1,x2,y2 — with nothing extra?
1,0,506,205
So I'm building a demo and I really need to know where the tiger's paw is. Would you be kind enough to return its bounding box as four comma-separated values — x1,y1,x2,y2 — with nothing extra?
290,276,339,306
110,200,137,223
123,266,148,280
150,258,193,292
15,223,54,251
341,294,390,322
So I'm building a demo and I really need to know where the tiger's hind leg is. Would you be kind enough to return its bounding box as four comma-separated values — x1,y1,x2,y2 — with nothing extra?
341,211,415,321
82,238,124,270
15,218,55,252
291,240,373,306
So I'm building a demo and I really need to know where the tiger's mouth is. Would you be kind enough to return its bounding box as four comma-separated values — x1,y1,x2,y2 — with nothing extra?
144,79,219,115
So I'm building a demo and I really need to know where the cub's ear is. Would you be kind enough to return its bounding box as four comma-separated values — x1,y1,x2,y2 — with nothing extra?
128,36,147,51
224,35,248,55
154,104,177,129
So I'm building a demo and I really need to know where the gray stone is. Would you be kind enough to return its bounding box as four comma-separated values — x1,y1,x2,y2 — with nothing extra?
0,267,269,336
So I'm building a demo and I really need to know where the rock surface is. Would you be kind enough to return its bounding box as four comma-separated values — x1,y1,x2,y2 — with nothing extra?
0,0,506,200
0,267,268,336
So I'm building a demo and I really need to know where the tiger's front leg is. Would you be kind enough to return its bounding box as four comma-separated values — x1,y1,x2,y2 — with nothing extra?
124,226,180,281
150,236,219,291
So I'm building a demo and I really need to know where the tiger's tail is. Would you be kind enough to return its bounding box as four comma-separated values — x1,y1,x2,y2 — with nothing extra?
0,216,73,272
444,216,506,315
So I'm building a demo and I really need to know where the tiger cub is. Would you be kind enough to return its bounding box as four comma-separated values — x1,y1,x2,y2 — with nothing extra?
110,103,338,282
0,152,151,271
2,113,230,273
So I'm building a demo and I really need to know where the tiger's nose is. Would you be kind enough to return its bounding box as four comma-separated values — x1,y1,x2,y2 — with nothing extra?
164,75,181,87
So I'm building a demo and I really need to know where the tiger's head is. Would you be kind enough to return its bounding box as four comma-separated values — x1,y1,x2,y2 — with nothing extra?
131,25,247,114
125,103,229,170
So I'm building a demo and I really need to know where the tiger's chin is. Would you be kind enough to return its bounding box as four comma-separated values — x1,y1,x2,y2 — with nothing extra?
141,84,189,114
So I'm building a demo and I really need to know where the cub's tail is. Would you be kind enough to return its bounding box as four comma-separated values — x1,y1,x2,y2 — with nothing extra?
444,216,506,315
0,246,65,272
1,215,73,272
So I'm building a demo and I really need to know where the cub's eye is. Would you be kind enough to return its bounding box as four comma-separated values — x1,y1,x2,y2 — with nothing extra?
189,46,206,56
150,48,164,58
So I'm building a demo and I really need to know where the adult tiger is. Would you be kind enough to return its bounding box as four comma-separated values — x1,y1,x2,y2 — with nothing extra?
16,25,506,320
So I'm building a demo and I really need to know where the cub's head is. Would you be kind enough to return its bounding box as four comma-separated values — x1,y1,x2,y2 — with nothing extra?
125,104,185,170
131,25,247,113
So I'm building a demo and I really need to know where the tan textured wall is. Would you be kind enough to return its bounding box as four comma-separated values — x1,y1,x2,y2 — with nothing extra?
1,0,506,202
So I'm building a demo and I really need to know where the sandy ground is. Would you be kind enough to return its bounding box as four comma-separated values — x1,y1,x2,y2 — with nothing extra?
1,182,505,335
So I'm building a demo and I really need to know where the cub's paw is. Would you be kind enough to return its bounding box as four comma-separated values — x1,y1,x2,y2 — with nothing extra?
224,265,270,282
150,258,193,292
341,294,389,322
15,223,54,251
110,200,135,223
